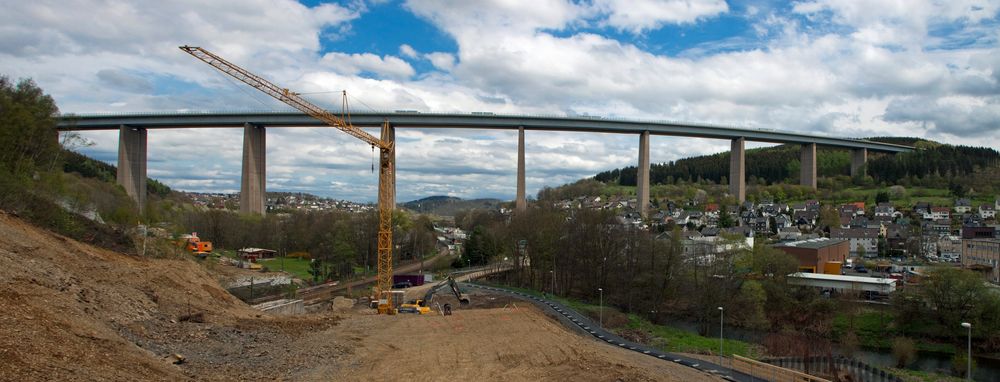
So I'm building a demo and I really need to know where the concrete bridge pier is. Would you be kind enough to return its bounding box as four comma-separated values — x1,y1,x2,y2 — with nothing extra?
381,123,396,208
800,143,817,189
117,125,147,211
515,126,526,212
729,137,746,202
851,148,867,177
241,123,266,215
637,131,650,217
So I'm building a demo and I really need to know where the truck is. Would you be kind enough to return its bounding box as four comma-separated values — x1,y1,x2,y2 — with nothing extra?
392,274,429,288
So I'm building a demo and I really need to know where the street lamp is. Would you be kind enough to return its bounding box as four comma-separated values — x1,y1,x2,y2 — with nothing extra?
961,322,972,380
718,306,725,367
549,270,555,295
598,288,604,329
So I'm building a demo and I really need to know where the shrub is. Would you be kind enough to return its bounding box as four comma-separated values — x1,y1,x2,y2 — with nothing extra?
892,337,916,367
951,352,976,378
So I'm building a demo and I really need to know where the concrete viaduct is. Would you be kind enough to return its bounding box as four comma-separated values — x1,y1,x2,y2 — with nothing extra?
55,111,913,216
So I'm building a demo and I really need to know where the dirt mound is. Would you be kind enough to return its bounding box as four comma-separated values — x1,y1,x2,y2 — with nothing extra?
325,306,723,382
0,212,343,381
331,296,355,311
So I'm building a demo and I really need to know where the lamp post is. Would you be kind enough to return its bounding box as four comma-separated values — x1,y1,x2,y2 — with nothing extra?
718,306,725,368
598,287,604,329
549,270,554,295
961,322,972,380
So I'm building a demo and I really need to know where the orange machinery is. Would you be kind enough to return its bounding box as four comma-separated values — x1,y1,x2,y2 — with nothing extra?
181,232,213,258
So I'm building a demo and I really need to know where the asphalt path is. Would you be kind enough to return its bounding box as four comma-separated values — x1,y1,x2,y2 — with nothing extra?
461,282,768,382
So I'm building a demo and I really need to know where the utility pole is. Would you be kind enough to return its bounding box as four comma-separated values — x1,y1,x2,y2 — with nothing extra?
718,306,725,368
961,322,972,380
599,287,604,329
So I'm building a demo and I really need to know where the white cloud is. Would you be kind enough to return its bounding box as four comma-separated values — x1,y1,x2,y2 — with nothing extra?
399,44,419,59
425,52,456,71
404,0,587,35
321,52,416,80
593,0,729,33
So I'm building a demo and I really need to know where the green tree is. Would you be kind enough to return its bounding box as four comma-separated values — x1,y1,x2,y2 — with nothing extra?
818,205,841,232
718,205,735,228
308,259,324,283
0,76,60,175
875,191,890,204
892,337,916,367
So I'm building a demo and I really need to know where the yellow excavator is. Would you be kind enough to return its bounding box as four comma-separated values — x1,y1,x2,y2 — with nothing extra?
398,276,470,314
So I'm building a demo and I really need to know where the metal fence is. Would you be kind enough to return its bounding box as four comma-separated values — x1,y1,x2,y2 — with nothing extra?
760,355,904,382
733,355,832,382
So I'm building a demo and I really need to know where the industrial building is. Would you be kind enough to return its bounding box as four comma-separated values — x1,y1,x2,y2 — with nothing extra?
962,239,1000,284
774,238,849,274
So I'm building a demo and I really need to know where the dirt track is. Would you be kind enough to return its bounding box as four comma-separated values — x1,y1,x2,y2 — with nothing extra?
0,211,722,381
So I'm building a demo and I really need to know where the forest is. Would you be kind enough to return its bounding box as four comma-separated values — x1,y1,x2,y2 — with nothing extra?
593,139,1000,190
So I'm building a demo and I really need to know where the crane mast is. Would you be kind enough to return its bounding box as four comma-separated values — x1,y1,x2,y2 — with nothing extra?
180,46,397,313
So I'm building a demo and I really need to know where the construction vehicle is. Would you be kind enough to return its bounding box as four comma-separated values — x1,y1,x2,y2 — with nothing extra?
179,232,212,259
181,46,398,314
398,276,469,314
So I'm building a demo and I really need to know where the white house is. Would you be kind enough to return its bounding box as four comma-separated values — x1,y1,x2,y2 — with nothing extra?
980,205,997,220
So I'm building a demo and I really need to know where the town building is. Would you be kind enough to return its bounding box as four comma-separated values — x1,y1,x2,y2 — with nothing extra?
774,238,849,274
962,239,1000,284
923,207,950,221
954,198,972,214
831,228,879,256
980,205,997,219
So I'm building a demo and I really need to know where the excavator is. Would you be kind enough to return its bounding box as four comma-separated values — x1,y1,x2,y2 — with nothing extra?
397,276,470,314
180,46,398,314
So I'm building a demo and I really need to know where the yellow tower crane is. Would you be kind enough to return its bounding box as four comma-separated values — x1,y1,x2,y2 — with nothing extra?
180,46,398,314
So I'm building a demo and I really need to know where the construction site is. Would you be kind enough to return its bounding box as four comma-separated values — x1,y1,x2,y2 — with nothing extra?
0,210,730,381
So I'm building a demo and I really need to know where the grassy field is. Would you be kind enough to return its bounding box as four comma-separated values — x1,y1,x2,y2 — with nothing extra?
832,309,956,354
888,367,966,382
625,315,760,357
258,257,313,281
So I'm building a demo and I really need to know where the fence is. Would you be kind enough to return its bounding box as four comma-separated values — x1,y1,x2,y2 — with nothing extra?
761,356,905,382
733,355,831,382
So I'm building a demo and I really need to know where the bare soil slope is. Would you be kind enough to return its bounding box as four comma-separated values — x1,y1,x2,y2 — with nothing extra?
0,212,345,381
0,211,720,381
326,306,724,382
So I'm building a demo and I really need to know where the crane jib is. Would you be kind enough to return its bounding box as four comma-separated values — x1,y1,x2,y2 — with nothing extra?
180,45,397,313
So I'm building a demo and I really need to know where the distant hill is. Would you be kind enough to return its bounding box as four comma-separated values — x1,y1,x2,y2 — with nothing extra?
591,137,999,188
401,195,504,216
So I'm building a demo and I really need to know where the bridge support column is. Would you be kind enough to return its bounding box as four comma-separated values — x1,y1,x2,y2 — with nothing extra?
729,137,746,203
851,148,867,177
117,125,147,211
637,131,650,218
515,127,526,212
381,124,396,208
800,143,817,189
241,123,266,215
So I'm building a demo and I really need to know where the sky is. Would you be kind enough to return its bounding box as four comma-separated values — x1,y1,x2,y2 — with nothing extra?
2,0,999,203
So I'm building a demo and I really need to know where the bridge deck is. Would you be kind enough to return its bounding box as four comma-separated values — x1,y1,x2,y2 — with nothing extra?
56,111,913,153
